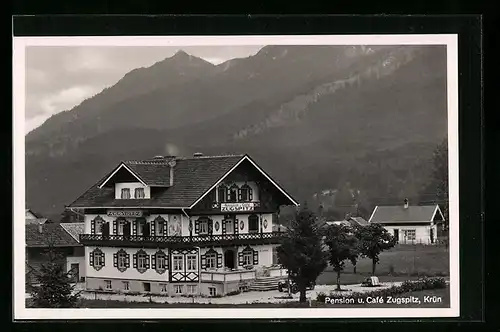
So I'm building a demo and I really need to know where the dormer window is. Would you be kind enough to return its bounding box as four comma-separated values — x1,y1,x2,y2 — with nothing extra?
134,188,145,199
121,188,131,199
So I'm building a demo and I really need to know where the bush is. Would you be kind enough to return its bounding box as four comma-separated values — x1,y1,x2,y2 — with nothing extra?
317,277,446,302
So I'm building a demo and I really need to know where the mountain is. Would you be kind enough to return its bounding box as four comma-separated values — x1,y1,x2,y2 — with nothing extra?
25,45,448,220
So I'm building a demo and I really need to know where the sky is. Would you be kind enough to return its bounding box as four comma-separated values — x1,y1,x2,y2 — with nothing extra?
25,45,264,134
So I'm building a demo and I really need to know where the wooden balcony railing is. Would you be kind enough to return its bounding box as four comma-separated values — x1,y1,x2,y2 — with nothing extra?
79,231,287,248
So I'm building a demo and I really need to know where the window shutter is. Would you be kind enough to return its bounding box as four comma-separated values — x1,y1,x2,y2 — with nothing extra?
217,253,223,268
113,253,118,267
200,254,206,270
253,249,259,265
238,189,242,201
132,220,137,235
249,188,253,201
222,219,226,234
195,219,199,234
151,220,156,236
209,219,213,235
234,219,239,234
151,253,156,269
133,253,137,268
101,252,105,266
91,220,95,234
113,220,117,235
89,251,94,266
238,252,243,266
145,254,150,269
125,253,130,268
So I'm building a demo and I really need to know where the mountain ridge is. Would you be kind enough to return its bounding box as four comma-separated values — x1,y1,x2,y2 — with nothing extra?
25,45,448,220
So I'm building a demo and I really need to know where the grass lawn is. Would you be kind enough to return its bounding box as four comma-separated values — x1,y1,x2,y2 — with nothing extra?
34,287,449,309
317,244,449,285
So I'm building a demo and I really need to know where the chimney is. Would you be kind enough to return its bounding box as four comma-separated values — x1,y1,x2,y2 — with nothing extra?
167,158,177,186
38,222,43,234
404,198,409,209
193,152,203,158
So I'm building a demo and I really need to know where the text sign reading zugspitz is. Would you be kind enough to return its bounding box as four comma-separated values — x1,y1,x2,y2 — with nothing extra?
107,210,143,218
220,203,255,212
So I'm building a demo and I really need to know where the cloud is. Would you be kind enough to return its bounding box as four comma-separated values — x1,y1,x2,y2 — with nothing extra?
24,45,264,134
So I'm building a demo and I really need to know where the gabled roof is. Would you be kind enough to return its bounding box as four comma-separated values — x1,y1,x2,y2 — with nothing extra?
25,218,49,225
68,154,298,209
26,223,81,248
59,223,85,243
25,208,42,219
368,204,443,224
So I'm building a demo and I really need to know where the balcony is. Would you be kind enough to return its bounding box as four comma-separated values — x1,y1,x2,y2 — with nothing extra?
79,231,287,249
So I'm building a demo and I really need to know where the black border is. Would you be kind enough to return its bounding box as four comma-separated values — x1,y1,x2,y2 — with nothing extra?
12,14,484,328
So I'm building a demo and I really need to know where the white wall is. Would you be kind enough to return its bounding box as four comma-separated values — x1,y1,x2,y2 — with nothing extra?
85,246,169,282
384,224,438,244
114,182,151,199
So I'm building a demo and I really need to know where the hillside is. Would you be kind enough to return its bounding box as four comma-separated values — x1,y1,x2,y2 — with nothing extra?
25,45,448,220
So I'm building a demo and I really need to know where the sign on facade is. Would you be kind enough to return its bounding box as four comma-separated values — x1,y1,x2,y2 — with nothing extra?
107,210,143,217
220,203,255,212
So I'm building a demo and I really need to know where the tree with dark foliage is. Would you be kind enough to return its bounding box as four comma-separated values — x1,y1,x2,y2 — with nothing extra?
324,224,359,290
30,245,80,308
355,223,397,275
277,205,327,302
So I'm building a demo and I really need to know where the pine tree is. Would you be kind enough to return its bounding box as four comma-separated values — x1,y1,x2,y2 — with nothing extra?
30,246,80,308
277,205,327,302
355,223,397,275
324,224,359,290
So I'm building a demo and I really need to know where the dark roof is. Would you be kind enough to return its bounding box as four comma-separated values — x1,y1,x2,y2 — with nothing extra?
60,223,85,243
369,205,441,224
26,223,81,247
68,155,246,208
25,218,49,225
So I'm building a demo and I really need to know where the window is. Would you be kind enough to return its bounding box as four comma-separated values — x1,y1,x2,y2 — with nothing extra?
224,218,234,234
174,285,183,294
90,248,105,271
187,285,197,294
199,219,208,235
205,252,217,269
173,255,184,271
91,216,105,234
228,184,239,202
122,281,130,290
105,280,112,290
121,188,131,199
136,218,146,235
160,283,168,293
218,185,227,203
116,249,129,272
248,214,259,233
243,251,252,266
186,255,197,271
404,229,416,242
157,254,166,270
143,282,151,292
209,287,217,297
239,183,252,202
134,187,145,199
134,188,145,199
117,219,126,235
155,216,166,236
138,252,148,270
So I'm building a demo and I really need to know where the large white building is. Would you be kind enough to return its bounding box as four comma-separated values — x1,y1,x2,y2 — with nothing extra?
67,153,298,297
